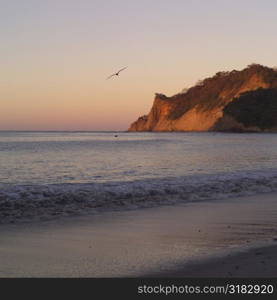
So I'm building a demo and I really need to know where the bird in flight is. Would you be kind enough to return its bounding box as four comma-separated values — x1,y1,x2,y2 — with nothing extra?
106,67,127,80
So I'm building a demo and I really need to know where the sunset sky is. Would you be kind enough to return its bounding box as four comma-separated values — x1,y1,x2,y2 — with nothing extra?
1,0,277,131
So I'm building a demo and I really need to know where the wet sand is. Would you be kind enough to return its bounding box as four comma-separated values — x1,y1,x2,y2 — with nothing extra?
147,243,277,277
0,193,277,277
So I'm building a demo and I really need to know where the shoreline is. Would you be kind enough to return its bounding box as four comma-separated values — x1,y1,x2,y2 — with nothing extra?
0,192,277,277
2,173,277,226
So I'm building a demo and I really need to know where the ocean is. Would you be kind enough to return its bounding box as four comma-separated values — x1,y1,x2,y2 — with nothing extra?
1,131,277,223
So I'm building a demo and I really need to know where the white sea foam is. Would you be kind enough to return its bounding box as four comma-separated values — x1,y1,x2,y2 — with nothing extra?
1,168,277,224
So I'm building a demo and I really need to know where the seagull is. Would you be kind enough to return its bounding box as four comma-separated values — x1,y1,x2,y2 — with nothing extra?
106,67,127,80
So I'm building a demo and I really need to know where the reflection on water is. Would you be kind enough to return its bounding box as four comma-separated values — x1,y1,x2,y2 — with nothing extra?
1,131,277,185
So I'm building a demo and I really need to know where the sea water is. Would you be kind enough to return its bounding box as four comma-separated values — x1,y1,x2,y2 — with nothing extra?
1,131,277,223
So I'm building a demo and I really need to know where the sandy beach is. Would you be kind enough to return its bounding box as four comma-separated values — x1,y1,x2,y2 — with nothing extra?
0,192,277,277
148,243,277,278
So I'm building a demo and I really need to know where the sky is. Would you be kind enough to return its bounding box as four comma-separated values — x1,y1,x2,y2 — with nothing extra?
1,0,277,131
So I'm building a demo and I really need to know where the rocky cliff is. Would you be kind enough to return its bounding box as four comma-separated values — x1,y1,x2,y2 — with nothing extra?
128,64,277,132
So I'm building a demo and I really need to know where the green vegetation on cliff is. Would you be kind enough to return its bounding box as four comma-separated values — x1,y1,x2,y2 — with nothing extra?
129,64,277,132
222,88,277,131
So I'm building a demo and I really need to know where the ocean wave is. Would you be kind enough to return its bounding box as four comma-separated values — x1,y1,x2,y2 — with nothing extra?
1,168,277,224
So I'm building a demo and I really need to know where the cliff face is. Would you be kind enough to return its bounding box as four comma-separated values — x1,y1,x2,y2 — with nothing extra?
128,64,277,132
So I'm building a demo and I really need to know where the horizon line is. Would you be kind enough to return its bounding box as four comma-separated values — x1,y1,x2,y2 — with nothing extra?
0,130,128,132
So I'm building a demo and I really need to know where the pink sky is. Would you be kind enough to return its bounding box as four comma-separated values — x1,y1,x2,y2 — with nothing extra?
1,0,277,130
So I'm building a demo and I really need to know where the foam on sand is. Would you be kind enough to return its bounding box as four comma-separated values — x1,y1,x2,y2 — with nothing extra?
2,168,277,224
